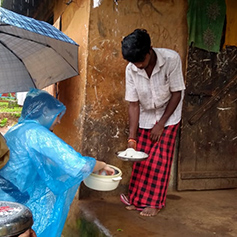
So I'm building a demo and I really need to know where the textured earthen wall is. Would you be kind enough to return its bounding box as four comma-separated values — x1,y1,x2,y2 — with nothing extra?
52,0,188,197
81,0,188,197
53,0,90,151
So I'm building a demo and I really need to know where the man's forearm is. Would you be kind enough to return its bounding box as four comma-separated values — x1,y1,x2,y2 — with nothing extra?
128,101,140,138
158,91,181,126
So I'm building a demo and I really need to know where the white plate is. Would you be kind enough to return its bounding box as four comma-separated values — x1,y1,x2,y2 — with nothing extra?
116,150,148,162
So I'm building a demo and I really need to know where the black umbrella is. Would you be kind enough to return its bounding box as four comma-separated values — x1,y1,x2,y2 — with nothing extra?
0,7,79,93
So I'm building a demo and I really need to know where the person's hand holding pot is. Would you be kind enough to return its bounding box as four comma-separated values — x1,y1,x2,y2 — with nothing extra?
93,160,115,175
99,164,115,175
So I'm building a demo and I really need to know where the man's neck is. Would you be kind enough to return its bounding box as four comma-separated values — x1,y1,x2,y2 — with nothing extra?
145,49,157,78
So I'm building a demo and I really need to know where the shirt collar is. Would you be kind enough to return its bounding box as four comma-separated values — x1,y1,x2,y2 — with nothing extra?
130,48,166,75
152,48,166,74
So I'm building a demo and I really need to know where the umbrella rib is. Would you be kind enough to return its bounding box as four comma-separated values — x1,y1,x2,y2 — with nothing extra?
0,29,48,46
0,30,79,74
0,37,37,89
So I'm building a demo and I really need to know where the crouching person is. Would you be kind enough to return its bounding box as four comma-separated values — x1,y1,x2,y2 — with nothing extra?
0,89,114,237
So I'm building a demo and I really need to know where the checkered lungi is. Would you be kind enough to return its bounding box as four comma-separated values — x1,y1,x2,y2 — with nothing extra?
128,123,180,209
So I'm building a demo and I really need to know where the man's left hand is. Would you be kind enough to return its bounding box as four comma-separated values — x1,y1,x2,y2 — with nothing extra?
150,122,164,142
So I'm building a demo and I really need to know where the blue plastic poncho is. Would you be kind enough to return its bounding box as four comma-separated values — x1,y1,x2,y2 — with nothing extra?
0,89,96,237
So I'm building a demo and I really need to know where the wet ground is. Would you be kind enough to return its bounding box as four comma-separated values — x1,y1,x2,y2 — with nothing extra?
65,189,237,237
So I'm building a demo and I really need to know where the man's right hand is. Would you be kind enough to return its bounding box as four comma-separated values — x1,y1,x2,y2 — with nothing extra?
127,139,137,150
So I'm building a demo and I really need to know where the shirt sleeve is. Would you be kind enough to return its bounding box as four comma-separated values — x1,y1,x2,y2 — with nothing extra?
168,53,186,92
125,65,139,102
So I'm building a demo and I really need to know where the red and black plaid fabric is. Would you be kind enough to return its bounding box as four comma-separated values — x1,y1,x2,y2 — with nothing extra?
128,123,180,209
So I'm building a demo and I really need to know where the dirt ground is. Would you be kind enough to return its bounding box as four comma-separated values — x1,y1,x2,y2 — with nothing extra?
65,189,237,237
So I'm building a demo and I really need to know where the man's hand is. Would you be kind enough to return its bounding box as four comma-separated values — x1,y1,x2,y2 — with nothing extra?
150,91,181,143
127,139,137,150
150,122,164,142
19,229,37,237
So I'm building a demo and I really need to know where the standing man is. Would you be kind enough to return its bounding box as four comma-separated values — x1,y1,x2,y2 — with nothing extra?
121,29,185,216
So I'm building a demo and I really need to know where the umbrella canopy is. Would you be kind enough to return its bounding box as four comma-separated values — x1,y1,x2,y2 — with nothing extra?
0,7,79,93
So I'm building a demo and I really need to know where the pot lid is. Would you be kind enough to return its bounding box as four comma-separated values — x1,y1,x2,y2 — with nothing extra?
0,201,33,237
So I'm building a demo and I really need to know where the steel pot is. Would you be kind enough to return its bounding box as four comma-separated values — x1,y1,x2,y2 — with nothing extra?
83,164,122,191
0,201,33,237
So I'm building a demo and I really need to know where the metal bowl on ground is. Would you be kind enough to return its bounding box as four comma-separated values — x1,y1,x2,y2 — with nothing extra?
83,164,122,191
0,201,33,237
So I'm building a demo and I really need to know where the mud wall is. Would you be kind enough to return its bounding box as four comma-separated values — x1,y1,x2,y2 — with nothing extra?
53,0,90,150
80,0,188,197
51,0,188,198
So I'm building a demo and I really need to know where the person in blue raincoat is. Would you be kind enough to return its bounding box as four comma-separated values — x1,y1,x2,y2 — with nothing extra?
0,89,114,237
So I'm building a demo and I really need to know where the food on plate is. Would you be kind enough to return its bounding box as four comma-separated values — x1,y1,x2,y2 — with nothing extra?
118,148,136,157
118,148,148,159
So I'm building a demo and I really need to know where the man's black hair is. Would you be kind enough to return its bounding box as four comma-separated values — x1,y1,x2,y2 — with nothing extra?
121,29,151,63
